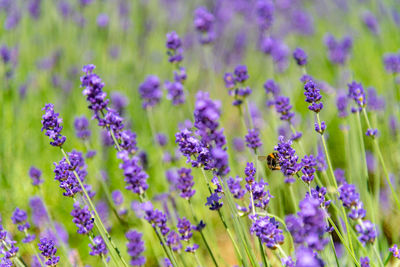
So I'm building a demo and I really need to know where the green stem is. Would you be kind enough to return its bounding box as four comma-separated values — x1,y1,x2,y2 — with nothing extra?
327,217,361,267
383,252,391,266
188,199,219,267
194,252,202,267
327,222,341,267
361,108,400,211
372,243,384,267
60,148,128,267
258,238,269,267
316,114,338,190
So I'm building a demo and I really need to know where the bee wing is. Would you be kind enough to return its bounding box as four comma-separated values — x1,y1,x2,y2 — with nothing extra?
257,156,268,162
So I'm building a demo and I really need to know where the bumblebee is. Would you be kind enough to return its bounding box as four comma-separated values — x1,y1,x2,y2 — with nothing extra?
258,152,281,171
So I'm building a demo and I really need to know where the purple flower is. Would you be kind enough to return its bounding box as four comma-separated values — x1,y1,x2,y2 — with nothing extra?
142,202,170,236
177,217,193,241
245,162,256,185
300,155,316,184
293,47,307,66
233,137,245,152
383,53,400,74
366,128,378,138
120,156,149,195
176,168,195,200
80,65,110,122
367,87,385,111
250,179,272,209
360,256,370,267
315,121,326,135
355,220,376,245
245,129,262,150
316,145,327,171
166,231,182,252
194,91,221,132
338,182,366,220
255,0,274,31
324,34,352,65
307,186,331,208
250,215,283,249
234,65,249,83
274,136,299,180
164,258,172,267
205,192,223,210
227,176,245,199
89,235,108,256
175,128,200,159
30,197,49,227
111,190,124,206
174,67,187,83
29,166,43,186
224,73,236,89
41,104,66,147
70,203,94,235
336,91,348,117
193,7,215,44
126,230,146,266
53,150,87,198
274,96,294,122
286,196,328,251
139,75,162,109
119,129,137,154
165,81,185,105
96,13,109,27
304,80,323,113
74,116,91,140
348,81,366,112
38,238,60,266
156,133,167,147
0,225,19,259
362,11,379,35
111,92,128,115
166,31,183,63
334,168,346,185
264,79,280,96
185,243,199,253
261,37,290,72
295,246,324,267
390,244,400,259
11,208,31,233
0,45,11,64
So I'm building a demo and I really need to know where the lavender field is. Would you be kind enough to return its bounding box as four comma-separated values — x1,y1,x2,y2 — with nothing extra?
1,0,400,266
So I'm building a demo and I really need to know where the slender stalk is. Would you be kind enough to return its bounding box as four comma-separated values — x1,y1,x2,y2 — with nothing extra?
326,217,361,267
383,252,391,266
316,114,338,190
258,238,269,267
200,170,246,265
194,252,202,267
287,184,298,212
216,208,244,265
154,227,179,267
361,108,400,211
188,199,219,267
60,148,128,267
372,243,384,267
327,223,341,267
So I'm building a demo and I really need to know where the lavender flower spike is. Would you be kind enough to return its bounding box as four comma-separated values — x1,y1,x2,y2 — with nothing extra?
41,103,66,147
38,238,60,266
